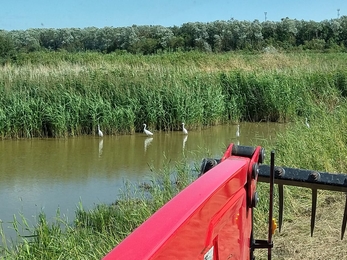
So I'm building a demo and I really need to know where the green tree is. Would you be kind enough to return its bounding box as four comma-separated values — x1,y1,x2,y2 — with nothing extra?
0,31,16,63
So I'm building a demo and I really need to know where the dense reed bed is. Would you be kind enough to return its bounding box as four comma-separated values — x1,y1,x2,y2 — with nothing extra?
1,51,347,138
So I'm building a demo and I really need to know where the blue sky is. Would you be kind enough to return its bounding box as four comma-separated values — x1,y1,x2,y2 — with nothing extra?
1,0,346,31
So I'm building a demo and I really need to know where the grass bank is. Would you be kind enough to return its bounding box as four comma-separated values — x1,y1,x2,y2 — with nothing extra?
254,102,347,259
1,51,347,138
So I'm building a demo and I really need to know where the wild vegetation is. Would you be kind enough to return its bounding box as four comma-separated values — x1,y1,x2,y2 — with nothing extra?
255,103,347,259
1,18,347,259
0,51,347,139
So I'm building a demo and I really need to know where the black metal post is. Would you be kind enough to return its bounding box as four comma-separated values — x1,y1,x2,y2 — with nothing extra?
268,151,275,260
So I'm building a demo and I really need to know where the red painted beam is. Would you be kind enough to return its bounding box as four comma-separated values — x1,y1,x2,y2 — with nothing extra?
104,154,254,260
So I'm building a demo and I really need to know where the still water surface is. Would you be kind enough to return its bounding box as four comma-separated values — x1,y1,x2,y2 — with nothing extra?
0,123,285,239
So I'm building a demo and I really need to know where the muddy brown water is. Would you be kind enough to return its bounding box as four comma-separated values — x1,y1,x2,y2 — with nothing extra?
0,122,285,240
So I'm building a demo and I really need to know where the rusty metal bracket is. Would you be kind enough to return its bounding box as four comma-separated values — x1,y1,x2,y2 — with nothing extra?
258,164,347,239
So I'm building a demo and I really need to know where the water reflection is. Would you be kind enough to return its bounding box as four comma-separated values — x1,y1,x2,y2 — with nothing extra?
144,137,153,152
98,139,104,157
236,124,240,145
0,123,286,240
182,135,188,150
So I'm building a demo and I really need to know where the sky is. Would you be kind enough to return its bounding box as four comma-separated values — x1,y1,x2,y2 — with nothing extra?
1,0,346,31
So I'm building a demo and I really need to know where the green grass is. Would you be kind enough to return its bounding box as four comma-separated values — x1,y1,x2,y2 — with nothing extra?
254,103,347,259
1,51,347,138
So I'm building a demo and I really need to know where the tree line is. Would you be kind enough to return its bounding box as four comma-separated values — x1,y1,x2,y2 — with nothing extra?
1,16,347,61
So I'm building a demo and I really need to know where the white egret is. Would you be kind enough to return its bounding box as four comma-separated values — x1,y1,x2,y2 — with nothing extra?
236,124,240,137
305,117,310,128
143,124,153,136
182,123,188,135
98,124,103,137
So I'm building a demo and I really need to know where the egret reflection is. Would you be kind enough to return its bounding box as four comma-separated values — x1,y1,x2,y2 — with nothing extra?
98,139,103,157
182,135,188,150
236,124,240,137
144,137,153,152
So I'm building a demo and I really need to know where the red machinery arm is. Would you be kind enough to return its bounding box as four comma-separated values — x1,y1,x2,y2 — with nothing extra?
104,144,264,260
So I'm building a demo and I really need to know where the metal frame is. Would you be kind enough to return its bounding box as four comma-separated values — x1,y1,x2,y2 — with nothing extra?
258,164,347,240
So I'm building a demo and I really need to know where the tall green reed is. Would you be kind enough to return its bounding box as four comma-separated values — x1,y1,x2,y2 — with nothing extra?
1,52,347,138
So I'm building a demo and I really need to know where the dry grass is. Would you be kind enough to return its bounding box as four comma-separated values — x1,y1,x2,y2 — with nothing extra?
255,190,346,259
2,52,345,77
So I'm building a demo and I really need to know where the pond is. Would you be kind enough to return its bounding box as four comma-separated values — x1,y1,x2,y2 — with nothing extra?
0,122,285,240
